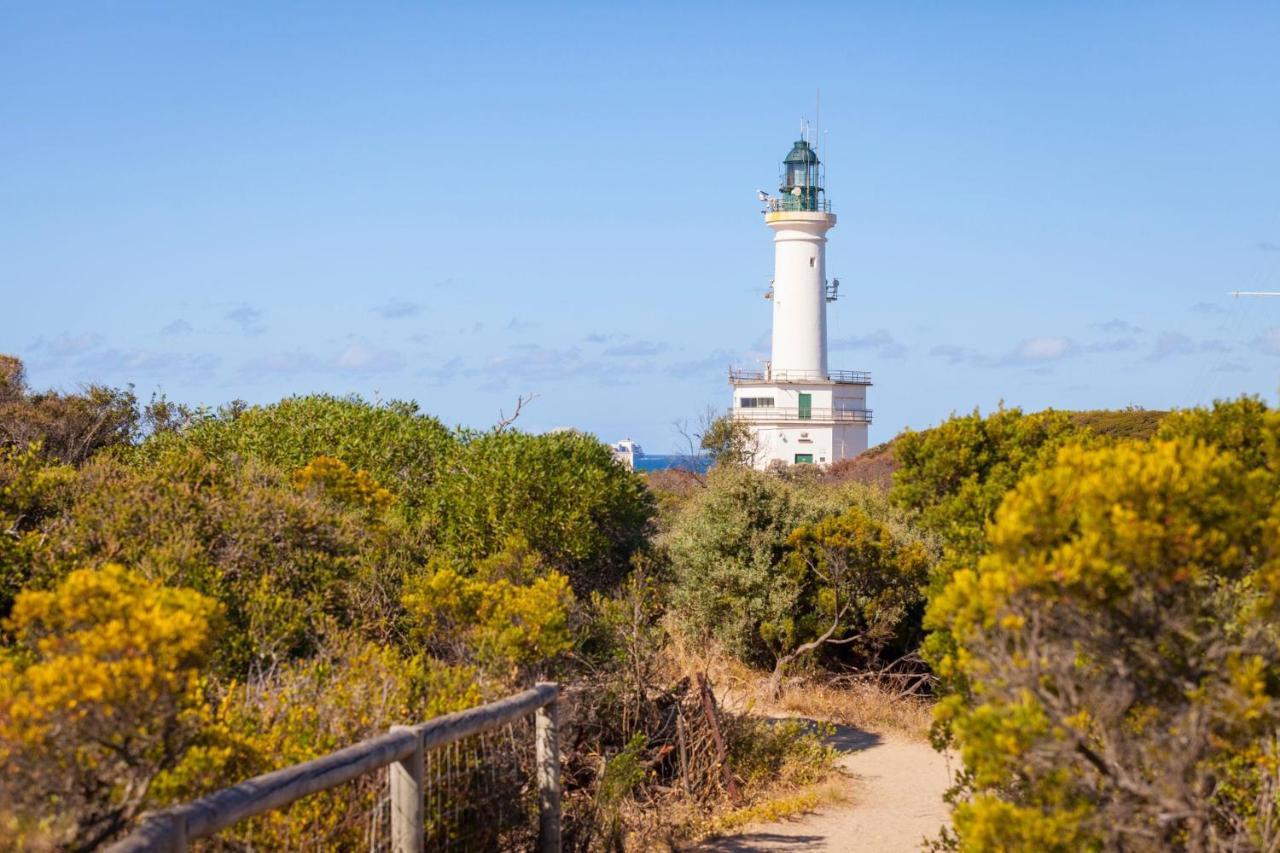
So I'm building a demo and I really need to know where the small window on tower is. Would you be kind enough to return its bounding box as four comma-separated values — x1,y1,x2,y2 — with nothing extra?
809,257,815,268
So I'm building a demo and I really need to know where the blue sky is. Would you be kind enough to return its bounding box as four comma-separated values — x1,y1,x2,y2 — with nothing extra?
4,3,1279,451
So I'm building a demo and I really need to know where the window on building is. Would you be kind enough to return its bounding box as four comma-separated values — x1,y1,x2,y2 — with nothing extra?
738,397,775,408
794,453,814,465
809,257,815,268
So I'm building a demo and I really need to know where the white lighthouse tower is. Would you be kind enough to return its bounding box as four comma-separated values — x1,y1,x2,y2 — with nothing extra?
729,136,872,469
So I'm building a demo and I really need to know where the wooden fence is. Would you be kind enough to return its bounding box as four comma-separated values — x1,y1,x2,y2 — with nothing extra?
106,683,561,853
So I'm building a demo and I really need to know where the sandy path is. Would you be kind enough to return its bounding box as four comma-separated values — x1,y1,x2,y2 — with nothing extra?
696,723,953,852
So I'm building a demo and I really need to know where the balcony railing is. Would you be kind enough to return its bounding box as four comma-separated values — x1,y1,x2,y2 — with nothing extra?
732,406,873,424
765,197,832,214
729,367,872,385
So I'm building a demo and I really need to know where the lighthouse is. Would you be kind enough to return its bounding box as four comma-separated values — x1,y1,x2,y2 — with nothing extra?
729,136,872,469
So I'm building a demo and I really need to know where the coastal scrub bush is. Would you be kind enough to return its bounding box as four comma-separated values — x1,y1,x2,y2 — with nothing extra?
403,550,575,683
34,447,372,673
890,406,1082,559
428,429,654,595
1155,395,1273,472
136,394,456,507
765,505,932,696
0,443,74,618
155,635,481,849
0,355,140,465
665,465,909,665
0,565,221,850
927,437,1280,850
291,453,395,515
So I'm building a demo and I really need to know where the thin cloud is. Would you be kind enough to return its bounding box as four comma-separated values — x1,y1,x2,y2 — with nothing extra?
996,336,1076,366
1082,338,1139,354
830,329,908,359
1253,327,1280,355
226,303,264,334
240,351,325,377
416,356,470,386
373,299,422,319
1191,301,1225,315
1094,319,1143,336
28,332,103,359
667,349,739,379
929,344,984,366
1259,241,1280,253
160,319,193,336
336,344,406,373
604,339,667,358
87,349,220,376
1146,332,1195,361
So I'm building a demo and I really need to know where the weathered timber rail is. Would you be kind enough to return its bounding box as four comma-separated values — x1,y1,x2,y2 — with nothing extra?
107,682,561,853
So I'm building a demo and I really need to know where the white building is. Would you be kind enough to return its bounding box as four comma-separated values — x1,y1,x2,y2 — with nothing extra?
729,137,872,469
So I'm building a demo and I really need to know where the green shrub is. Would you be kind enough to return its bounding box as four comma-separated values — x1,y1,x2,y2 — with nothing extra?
427,429,654,595
136,394,456,507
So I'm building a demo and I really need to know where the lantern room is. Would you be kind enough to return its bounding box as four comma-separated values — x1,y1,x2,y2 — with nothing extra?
779,139,824,211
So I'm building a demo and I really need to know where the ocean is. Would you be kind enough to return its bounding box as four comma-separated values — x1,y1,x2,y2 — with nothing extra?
633,455,713,473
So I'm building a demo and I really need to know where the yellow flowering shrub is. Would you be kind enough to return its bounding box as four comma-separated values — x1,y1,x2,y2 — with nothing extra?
291,454,394,515
0,564,220,849
403,547,574,681
927,438,1280,850
155,637,480,848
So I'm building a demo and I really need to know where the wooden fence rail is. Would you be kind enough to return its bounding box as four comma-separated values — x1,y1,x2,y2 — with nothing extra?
106,682,561,853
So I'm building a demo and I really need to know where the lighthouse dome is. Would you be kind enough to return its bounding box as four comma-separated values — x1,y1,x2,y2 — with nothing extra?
783,140,820,165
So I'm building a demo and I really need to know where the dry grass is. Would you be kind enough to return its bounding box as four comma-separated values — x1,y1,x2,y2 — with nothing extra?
773,678,933,742
706,775,850,835
666,632,935,741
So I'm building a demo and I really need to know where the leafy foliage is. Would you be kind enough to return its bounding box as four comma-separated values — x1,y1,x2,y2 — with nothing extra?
890,406,1082,558
137,394,456,507
0,356,140,465
156,637,480,848
428,429,654,594
291,454,395,515
765,505,932,694
34,447,382,673
0,444,75,618
0,565,221,850
403,542,575,682
699,414,760,468
928,436,1280,850
666,465,850,663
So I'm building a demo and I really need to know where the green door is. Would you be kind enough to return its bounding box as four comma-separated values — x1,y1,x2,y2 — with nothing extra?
794,453,814,465
798,393,812,420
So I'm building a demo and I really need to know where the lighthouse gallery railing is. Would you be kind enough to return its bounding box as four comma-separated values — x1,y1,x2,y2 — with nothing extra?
732,406,872,424
729,367,872,385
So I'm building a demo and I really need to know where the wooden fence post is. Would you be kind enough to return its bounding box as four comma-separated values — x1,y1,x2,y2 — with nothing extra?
535,685,562,853
389,725,424,853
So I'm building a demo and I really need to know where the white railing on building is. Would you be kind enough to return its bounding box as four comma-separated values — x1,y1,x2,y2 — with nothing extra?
729,367,872,386
732,406,873,424
107,683,562,853
763,197,832,213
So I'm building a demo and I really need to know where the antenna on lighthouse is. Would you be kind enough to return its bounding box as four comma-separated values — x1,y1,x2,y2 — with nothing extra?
815,88,821,161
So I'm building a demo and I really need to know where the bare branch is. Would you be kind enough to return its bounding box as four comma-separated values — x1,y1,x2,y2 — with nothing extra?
494,393,538,434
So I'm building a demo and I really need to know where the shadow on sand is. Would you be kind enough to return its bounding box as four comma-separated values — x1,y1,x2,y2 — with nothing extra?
782,717,881,754
696,833,827,851
690,718,879,851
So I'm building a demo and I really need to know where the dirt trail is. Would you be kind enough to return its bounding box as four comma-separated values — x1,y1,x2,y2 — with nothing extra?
696,722,953,852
